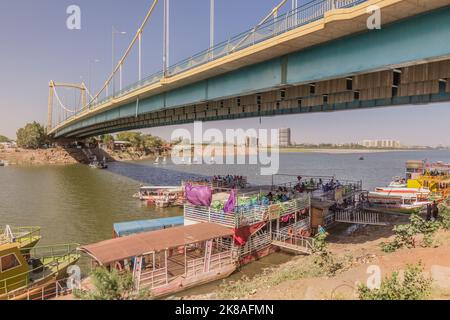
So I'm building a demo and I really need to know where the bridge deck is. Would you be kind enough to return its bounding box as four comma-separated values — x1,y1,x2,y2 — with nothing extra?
50,0,450,138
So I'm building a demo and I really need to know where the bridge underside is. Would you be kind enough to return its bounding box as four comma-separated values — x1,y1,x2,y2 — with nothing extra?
60,57,450,139
54,4,450,139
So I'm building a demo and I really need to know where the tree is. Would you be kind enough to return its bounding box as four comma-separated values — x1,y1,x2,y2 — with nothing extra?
0,135,10,143
142,135,163,150
116,132,143,149
101,134,114,146
16,122,47,149
73,268,151,300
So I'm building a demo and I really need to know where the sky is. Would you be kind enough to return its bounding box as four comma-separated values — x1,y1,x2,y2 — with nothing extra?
0,0,449,147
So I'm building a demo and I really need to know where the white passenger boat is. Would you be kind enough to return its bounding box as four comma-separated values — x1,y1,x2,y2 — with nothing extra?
135,186,184,206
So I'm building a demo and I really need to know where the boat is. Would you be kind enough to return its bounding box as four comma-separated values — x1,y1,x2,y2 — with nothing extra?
359,157,364,161
113,216,184,238
367,190,431,214
135,186,184,206
89,160,108,169
0,160,8,167
388,176,407,188
79,223,236,298
0,243,80,300
0,226,41,251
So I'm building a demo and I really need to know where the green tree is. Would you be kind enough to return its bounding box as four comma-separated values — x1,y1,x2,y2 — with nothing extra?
142,135,163,150
74,268,151,300
0,135,10,143
116,132,143,149
16,122,47,149
358,264,432,300
101,134,114,146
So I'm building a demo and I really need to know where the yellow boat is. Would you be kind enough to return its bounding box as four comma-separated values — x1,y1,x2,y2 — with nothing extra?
0,243,80,300
0,226,41,251
406,160,450,200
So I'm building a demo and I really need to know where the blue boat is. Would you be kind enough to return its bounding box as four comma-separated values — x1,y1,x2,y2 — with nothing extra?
113,216,184,238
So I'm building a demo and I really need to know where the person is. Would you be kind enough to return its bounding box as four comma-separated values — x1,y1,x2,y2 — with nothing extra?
432,201,439,221
318,225,326,235
426,203,432,221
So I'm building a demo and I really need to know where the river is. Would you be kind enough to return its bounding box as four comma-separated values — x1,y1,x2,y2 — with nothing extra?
1,150,450,290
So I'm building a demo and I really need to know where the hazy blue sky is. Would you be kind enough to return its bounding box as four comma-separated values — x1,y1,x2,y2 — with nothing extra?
0,0,449,146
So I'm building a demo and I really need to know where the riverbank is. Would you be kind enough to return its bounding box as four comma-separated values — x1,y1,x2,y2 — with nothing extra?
0,147,85,166
279,148,417,154
185,222,450,300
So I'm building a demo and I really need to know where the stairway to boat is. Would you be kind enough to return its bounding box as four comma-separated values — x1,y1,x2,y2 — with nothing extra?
334,209,388,226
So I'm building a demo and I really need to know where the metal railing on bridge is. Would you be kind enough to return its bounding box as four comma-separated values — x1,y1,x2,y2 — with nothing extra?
59,0,368,125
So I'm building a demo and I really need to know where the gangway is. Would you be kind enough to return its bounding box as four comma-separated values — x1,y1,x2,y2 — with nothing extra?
334,209,388,226
271,232,315,255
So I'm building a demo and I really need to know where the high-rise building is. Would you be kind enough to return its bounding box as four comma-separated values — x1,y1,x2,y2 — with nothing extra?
361,139,401,149
278,128,292,147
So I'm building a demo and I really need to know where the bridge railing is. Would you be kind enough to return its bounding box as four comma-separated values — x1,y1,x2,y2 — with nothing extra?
57,0,368,127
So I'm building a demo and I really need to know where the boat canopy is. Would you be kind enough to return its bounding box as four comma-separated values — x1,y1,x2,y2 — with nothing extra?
79,223,234,265
113,216,184,237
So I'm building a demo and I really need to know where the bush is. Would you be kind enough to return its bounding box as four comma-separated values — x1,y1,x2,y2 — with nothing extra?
74,268,152,300
16,122,47,149
358,264,432,300
381,214,440,252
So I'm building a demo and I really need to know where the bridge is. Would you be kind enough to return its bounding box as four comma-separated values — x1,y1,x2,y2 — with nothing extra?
48,0,450,139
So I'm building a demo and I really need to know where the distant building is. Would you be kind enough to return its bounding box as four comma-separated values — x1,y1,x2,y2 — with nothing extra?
278,128,292,147
361,139,401,149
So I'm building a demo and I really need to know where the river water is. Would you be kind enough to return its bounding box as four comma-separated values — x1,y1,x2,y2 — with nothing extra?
1,150,450,292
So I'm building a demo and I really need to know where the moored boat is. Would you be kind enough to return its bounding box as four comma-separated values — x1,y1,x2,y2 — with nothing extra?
113,216,184,238
135,186,184,206
0,226,41,251
0,243,80,300
367,191,430,214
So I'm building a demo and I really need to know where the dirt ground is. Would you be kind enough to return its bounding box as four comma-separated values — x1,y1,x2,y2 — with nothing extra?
249,219,450,300
185,215,450,300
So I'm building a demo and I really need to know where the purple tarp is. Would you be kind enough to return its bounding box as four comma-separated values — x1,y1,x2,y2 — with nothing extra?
185,184,213,207
224,189,237,214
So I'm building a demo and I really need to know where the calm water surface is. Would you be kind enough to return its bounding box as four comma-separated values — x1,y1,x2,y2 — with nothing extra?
2,150,450,246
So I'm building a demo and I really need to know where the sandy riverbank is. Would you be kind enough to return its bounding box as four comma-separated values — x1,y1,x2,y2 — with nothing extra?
0,147,85,166
185,219,450,300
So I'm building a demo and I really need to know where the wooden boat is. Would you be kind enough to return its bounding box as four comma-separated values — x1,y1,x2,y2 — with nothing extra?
0,226,41,251
135,186,184,206
0,243,80,300
79,223,236,298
